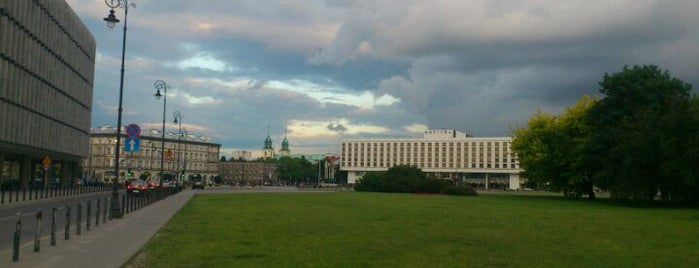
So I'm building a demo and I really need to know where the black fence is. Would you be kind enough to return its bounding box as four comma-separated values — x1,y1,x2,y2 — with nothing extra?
0,183,116,205
6,187,181,262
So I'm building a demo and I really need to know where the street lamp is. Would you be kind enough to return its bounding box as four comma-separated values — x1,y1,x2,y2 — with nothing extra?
173,111,186,185
154,80,167,188
104,0,135,219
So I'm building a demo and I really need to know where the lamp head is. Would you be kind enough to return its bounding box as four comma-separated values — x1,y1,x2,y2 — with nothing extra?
103,9,120,29
154,89,163,100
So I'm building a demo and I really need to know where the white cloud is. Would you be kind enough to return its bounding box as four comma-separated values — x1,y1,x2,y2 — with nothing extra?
404,123,428,133
288,119,389,138
176,52,231,72
268,79,399,110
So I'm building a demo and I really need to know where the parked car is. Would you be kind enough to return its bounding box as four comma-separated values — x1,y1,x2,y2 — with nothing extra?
160,178,174,188
147,180,160,190
126,179,149,195
192,177,205,190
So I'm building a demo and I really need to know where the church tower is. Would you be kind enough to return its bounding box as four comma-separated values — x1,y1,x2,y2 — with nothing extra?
262,127,275,159
280,131,291,156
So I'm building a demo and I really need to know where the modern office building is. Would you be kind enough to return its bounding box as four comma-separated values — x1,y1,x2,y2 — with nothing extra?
82,125,221,184
0,0,95,186
340,129,524,190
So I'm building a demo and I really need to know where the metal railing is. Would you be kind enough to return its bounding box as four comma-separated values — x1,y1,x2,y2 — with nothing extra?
0,183,115,205
6,186,181,262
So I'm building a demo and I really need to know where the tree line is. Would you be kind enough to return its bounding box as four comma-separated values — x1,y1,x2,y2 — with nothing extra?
512,65,699,205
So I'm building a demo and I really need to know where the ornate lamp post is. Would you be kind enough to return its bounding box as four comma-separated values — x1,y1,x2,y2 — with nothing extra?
154,80,168,188
103,0,135,219
173,111,186,185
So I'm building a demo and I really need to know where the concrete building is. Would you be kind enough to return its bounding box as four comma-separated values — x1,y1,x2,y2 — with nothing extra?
340,129,524,190
82,125,221,184
0,0,95,187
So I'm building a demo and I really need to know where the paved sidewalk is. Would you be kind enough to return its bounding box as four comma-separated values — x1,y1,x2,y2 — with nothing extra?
0,190,194,268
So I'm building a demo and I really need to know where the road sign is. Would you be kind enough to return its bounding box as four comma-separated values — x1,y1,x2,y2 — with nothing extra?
165,149,173,162
42,156,51,170
125,124,141,138
124,137,140,152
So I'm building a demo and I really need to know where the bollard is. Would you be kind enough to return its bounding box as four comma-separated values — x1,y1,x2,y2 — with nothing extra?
51,207,57,246
76,203,82,236
108,196,113,220
34,209,42,252
86,200,91,231
103,197,108,223
13,213,21,262
121,195,126,215
96,199,100,227
65,204,71,240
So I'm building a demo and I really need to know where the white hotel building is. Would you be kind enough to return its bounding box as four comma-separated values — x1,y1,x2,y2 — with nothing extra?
341,129,524,190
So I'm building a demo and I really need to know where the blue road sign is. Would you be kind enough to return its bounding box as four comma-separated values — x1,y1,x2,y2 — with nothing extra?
124,137,140,152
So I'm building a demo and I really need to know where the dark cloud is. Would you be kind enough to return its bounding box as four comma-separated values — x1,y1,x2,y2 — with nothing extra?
68,0,699,155
326,123,347,132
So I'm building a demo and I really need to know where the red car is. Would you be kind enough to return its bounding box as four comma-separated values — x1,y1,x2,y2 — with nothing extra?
126,179,149,195
147,181,160,190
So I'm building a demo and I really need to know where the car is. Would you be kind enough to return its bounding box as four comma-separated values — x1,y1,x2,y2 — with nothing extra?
160,178,174,188
126,179,149,195
147,180,160,190
192,177,205,190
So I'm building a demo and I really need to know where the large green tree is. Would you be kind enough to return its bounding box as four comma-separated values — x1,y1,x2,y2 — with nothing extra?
512,96,597,198
587,65,693,204
276,156,317,184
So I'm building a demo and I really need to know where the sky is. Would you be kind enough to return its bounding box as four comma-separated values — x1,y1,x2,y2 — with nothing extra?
65,0,699,158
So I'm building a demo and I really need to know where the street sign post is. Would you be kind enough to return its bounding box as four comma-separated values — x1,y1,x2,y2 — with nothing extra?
41,156,51,171
124,137,140,152
124,124,141,152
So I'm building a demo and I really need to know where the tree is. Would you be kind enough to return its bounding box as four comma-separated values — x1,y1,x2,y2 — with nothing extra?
275,156,317,184
219,156,227,162
512,96,597,198
587,65,693,204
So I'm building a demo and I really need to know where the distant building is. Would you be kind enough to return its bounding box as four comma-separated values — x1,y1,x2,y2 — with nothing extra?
230,150,253,161
1,0,95,187
262,128,275,159
217,161,277,186
82,125,221,183
340,129,524,190
280,133,291,156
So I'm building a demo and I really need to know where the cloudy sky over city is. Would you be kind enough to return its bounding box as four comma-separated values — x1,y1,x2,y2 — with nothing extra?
66,0,699,157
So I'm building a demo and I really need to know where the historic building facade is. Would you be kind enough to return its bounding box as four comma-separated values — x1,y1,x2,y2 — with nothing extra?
340,129,524,190
1,0,95,186
217,161,277,186
82,125,221,184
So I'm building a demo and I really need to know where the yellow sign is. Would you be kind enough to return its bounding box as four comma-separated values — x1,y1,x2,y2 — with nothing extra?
42,156,52,165
165,149,174,161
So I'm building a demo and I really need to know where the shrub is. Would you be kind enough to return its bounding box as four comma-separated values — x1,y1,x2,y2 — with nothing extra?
444,185,478,196
422,178,452,194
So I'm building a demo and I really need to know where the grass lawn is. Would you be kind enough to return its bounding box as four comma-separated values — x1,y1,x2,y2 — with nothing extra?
125,192,699,267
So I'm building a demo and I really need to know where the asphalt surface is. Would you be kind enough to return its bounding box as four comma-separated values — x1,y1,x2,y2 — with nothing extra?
0,189,194,268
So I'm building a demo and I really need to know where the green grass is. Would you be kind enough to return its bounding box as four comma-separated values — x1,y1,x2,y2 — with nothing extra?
125,192,699,267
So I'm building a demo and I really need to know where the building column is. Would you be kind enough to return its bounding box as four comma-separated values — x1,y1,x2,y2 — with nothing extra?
71,161,81,182
19,156,32,189
0,152,5,179
509,173,521,190
485,173,489,190
59,161,72,186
